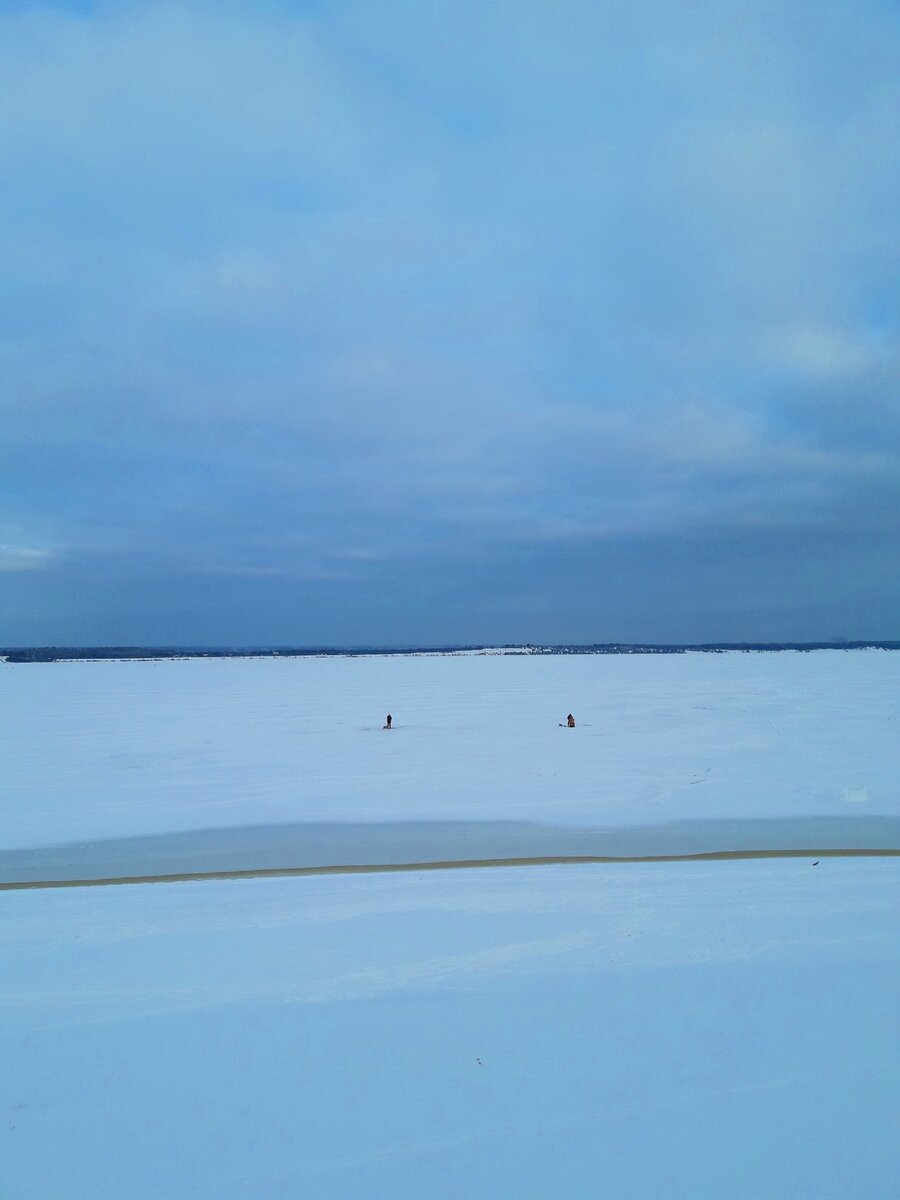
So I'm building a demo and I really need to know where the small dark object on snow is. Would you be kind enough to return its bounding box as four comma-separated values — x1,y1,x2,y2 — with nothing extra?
812,860,819,866
384,713,392,730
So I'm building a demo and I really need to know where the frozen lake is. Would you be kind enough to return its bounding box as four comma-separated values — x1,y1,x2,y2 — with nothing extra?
2,649,898,856
2,651,897,1197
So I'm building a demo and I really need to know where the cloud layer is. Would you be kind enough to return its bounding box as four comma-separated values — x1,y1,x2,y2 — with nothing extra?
2,0,898,643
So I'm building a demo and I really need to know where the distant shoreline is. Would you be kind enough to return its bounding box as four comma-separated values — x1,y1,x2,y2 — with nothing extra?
2,640,898,663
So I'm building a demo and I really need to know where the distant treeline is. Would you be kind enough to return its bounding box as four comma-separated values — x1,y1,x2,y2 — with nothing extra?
3,641,898,663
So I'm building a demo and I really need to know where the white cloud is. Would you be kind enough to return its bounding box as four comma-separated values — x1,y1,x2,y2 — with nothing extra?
0,543,52,571
765,326,881,379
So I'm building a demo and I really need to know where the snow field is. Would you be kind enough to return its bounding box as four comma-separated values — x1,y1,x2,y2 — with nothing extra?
1,859,897,1199
2,649,898,848
2,651,896,1197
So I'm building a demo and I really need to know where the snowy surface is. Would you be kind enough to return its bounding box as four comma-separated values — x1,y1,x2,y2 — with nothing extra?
3,650,899,852
2,859,898,1199
2,652,897,1195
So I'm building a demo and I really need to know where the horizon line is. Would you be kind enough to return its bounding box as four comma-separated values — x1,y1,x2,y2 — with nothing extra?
3,638,899,662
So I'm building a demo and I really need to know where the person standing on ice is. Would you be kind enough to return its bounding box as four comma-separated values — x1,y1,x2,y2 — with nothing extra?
384,713,392,730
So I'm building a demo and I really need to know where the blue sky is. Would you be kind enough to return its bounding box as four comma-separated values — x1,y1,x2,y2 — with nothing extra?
1,0,898,645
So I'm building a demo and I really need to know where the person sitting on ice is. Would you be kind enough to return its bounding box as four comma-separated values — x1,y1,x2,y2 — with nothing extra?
383,713,392,730
566,713,576,727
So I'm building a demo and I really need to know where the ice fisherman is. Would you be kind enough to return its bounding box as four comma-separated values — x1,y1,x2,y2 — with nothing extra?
384,713,392,730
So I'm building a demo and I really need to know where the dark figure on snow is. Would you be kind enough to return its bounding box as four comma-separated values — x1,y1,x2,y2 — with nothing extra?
566,713,576,728
384,714,392,730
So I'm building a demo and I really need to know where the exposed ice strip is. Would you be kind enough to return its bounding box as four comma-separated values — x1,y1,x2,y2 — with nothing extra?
2,816,898,886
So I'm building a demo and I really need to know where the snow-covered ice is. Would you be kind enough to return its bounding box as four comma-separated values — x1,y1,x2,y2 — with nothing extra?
2,860,897,1198
2,650,898,852
1,651,897,1196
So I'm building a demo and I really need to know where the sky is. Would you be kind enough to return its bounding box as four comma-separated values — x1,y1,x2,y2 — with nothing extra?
1,0,898,646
